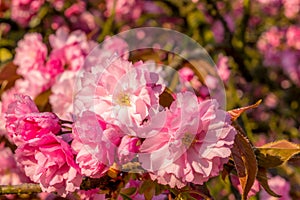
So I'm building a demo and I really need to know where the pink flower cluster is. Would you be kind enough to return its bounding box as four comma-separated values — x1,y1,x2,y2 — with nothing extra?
1,27,117,123
11,0,45,27
74,53,237,188
256,0,300,19
258,25,300,86
105,0,143,22
140,93,236,188
5,94,82,196
3,29,237,196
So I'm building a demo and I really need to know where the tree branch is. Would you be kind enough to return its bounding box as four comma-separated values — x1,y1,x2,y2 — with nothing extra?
0,184,42,194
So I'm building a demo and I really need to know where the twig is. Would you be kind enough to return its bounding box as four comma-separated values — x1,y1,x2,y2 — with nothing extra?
0,184,41,194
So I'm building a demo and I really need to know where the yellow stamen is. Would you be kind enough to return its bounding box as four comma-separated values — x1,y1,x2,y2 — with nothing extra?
182,132,195,147
116,93,131,106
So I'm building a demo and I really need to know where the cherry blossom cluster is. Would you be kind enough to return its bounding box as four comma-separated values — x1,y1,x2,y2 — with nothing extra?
1,29,238,197
257,26,300,86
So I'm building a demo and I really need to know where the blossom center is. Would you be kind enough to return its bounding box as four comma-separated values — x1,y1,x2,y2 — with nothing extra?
181,132,195,147
116,92,131,106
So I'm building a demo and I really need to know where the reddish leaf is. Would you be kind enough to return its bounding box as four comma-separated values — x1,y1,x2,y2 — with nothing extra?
159,88,175,108
256,167,281,197
256,140,300,168
0,62,21,94
228,100,262,121
189,184,212,200
231,132,258,200
221,161,235,180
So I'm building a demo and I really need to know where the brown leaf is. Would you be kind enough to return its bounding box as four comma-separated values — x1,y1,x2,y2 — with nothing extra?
120,187,137,196
159,88,175,108
256,167,281,197
140,180,155,200
231,132,258,200
256,140,300,168
34,90,52,112
221,161,235,180
228,100,262,121
0,62,21,94
189,184,212,200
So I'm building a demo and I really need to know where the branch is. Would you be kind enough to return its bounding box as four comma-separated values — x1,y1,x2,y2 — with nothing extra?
0,184,41,194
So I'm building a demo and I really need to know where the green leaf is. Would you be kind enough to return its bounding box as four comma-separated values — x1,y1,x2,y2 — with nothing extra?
256,167,281,198
256,140,300,168
119,193,133,200
231,132,258,200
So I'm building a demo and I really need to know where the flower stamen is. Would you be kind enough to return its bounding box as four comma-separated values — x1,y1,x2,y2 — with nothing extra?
116,93,131,106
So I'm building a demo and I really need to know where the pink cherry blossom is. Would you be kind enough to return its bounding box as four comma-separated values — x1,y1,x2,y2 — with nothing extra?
105,0,143,21
47,0,64,11
11,0,45,27
140,92,237,188
5,94,61,145
260,175,291,200
257,26,300,86
257,27,285,67
15,133,82,196
286,25,300,50
64,1,86,18
0,78,46,124
216,53,231,83
73,111,123,178
178,67,201,92
14,33,47,77
0,143,30,185
283,0,300,19
117,135,141,164
281,50,300,86
0,102,7,136
63,1,98,33
50,71,76,120
212,21,225,43
103,36,129,60
49,27,97,71
13,33,59,94
76,57,164,137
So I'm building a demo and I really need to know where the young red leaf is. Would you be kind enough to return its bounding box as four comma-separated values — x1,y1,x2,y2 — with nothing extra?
231,132,258,200
256,167,281,197
228,100,262,121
